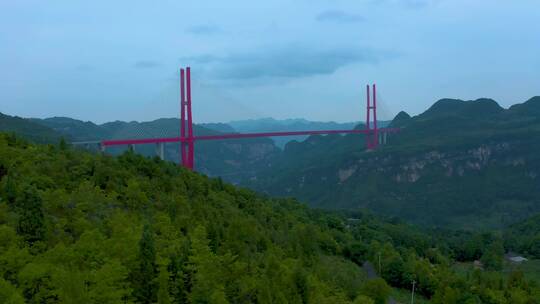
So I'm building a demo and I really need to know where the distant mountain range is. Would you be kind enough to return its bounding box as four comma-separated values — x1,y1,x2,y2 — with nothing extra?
0,113,64,144
2,113,390,182
222,118,389,148
242,96,540,229
4,96,540,230
0,115,278,182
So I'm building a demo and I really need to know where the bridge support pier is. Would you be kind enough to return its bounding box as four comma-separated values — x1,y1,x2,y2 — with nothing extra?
128,144,135,152
156,143,165,160
378,132,387,145
99,143,105,153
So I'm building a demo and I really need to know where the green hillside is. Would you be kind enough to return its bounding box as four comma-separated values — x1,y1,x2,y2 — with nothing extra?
244,97,540,229
33,117,281,182
504,213,540,258
228,118,362,149
1,133,538,303
0,113,64,144
30,117,110,141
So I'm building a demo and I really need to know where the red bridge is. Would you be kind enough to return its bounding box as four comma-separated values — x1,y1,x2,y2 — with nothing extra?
100,67,399,170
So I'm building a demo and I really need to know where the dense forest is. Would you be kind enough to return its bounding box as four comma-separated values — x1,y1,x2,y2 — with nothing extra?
5,97,540,231
0,132,539,303
245,97,540,229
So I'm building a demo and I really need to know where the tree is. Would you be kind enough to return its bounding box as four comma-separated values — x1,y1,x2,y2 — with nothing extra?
480,240,504,271
353,295,375,304
209,287,229,304
59,138,67,151
187,225,228,304
88,260,131,304
157,265,172,304
432,287,459,304
16,185,45,244
0,278,25,304
361,279,391,304
52,268,90,304
508,288,529,304
2,176,17,205
167,253,188,304
133,224,158,303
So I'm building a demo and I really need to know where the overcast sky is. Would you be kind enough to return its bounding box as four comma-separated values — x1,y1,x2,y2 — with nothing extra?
1,0,539,124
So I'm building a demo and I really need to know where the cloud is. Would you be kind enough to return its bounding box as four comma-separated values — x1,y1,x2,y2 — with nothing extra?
75,64,92,71
182,45,388,81
371,0,440,9
186,25,221,35
134,60,160,69
316,10,364,23
401,0,435,9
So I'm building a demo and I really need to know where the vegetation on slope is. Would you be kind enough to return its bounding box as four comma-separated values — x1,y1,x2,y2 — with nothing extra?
0,113,64,144
0,133,539,303
245,97,540,229
227,118,359,149
32,116,281,182
504,213,540,258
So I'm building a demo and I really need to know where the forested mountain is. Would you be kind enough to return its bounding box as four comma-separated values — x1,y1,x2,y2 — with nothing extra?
5,96,540,231
228,118,361,148
1,133,539,303
504,213,540,257
0,113,64,144
199,123,236,134
30,117,280,182
243,97,540,229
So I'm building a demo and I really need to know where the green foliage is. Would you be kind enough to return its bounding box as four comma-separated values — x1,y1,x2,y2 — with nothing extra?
187,225,227,303
15,185,45,244
504,213,540,258
0,132,539,303
0,277,25,304
0,113,64,144
133,224,158,303
32,116,281,183
360,278,391,304
245,97,540,230
0,133,366,303
352,295,374,304
481,240,504,271
157,264,172,304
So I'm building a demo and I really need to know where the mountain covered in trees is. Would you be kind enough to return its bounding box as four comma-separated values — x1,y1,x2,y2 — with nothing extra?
1,133,539,303
243,97,540,229
24,116,280,182
0,113,64,144
225,118,360,148
3,96,540,230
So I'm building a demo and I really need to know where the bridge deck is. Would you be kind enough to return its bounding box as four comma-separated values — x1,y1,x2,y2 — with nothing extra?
100,128,400,146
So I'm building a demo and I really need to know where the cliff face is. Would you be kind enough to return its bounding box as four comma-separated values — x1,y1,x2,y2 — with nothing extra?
244,97,540,229
196,140,279,183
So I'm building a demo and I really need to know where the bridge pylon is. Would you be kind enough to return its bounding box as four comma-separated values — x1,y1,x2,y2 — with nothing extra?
366,84,379,149
180,67,195,170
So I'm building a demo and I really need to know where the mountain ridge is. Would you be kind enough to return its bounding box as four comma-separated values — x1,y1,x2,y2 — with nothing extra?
242,96,540,229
